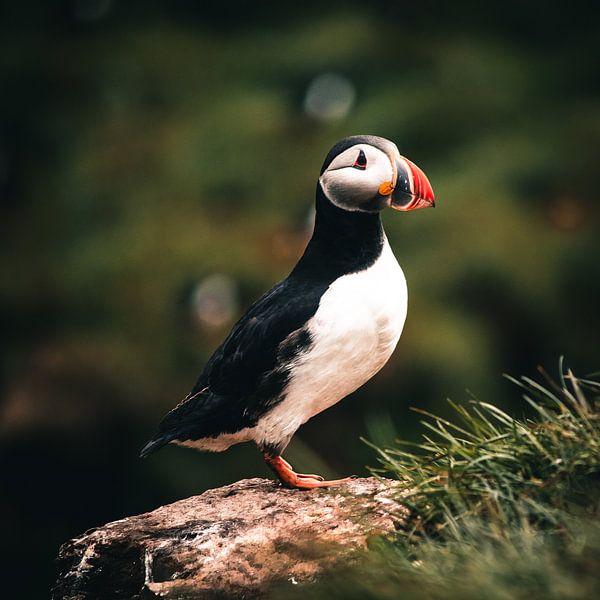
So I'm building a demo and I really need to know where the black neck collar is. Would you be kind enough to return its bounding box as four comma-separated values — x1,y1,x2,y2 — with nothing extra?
290,185,385,282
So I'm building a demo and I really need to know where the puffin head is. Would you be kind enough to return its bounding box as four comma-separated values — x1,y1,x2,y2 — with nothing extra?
319,135,435,213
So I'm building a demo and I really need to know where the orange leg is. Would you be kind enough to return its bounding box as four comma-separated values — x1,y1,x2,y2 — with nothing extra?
263,452,354,490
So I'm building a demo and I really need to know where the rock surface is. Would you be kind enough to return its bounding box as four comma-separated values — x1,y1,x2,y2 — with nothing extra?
53,477,407,599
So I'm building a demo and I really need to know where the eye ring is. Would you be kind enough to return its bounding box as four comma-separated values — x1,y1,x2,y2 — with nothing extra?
353,149,367,170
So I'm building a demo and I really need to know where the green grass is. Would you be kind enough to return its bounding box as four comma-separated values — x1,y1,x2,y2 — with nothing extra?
371,358,599,538
275,361,600,600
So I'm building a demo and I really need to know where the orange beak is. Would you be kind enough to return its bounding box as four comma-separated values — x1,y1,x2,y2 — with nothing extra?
387,156,435,211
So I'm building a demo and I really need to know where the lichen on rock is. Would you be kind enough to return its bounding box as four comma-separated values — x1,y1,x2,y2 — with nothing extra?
53,477,407,599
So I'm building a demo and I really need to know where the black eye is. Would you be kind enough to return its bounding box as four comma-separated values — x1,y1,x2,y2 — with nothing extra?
353,149,367,170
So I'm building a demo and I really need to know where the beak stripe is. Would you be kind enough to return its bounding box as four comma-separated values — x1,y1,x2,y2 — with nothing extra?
390,156,435,211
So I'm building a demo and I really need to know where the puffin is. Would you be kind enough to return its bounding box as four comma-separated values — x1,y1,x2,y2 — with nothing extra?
140,135,435,489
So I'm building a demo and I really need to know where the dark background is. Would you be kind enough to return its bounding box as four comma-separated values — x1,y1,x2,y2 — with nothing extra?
1,1,599,597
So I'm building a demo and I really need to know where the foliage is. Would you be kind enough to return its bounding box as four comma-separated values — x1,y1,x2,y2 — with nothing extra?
372,359,599,538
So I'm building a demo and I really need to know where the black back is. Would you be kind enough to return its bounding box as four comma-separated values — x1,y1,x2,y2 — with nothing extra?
140,151,387,456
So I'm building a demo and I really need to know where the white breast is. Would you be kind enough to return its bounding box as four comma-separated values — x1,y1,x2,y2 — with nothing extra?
253,237,407,449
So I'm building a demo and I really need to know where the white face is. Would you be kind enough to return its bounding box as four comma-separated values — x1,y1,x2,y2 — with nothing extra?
319,143,397,212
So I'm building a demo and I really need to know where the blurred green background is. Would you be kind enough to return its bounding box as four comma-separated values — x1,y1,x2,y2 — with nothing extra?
1,1,598,597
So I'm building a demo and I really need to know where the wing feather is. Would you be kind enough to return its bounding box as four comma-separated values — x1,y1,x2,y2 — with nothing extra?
145,276,328,448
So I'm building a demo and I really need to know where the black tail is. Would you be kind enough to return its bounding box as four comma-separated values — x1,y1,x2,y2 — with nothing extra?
139,435,171,459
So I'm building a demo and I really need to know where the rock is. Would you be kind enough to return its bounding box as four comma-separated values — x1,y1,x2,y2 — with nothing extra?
53,477,407,599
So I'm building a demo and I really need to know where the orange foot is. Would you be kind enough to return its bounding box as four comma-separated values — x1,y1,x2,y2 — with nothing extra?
263,452,354,490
